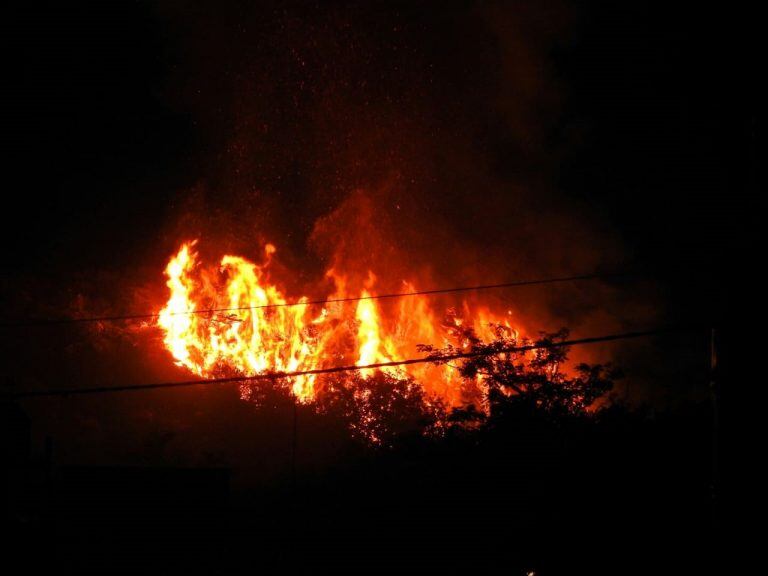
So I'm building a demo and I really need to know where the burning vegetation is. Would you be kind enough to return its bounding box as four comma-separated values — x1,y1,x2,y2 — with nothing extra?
157,241,619,443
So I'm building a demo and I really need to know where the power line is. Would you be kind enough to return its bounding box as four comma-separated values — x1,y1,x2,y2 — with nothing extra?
10,327,665,399
0,271,628,328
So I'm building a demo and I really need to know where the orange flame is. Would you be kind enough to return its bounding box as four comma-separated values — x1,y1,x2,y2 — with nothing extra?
157,241,518,413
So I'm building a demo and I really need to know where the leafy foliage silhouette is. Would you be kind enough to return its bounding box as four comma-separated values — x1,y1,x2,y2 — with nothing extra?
419,323,621,422
309,322,622,444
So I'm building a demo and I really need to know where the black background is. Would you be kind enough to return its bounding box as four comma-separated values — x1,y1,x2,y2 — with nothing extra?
1,1,755,573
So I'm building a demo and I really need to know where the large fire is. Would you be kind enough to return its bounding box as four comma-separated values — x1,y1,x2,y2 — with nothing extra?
157,241,520,428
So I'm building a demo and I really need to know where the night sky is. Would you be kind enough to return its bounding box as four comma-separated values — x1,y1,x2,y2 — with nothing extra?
0,2,753,572
2,0,753,395
2,2,753,321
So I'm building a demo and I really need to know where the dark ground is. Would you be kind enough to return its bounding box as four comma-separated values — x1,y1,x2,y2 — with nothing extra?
5,398,720,574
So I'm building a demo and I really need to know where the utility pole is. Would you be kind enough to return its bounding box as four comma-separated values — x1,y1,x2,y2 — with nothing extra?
709,327,719,529
289,388,299,567
291,392,297,497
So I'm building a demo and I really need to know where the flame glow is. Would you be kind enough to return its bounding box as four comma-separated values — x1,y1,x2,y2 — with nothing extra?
157,241,519,421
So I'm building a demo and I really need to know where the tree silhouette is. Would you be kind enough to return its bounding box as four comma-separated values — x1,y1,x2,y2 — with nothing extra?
315,371,442,445
418,323,621,422
240,322,621,444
